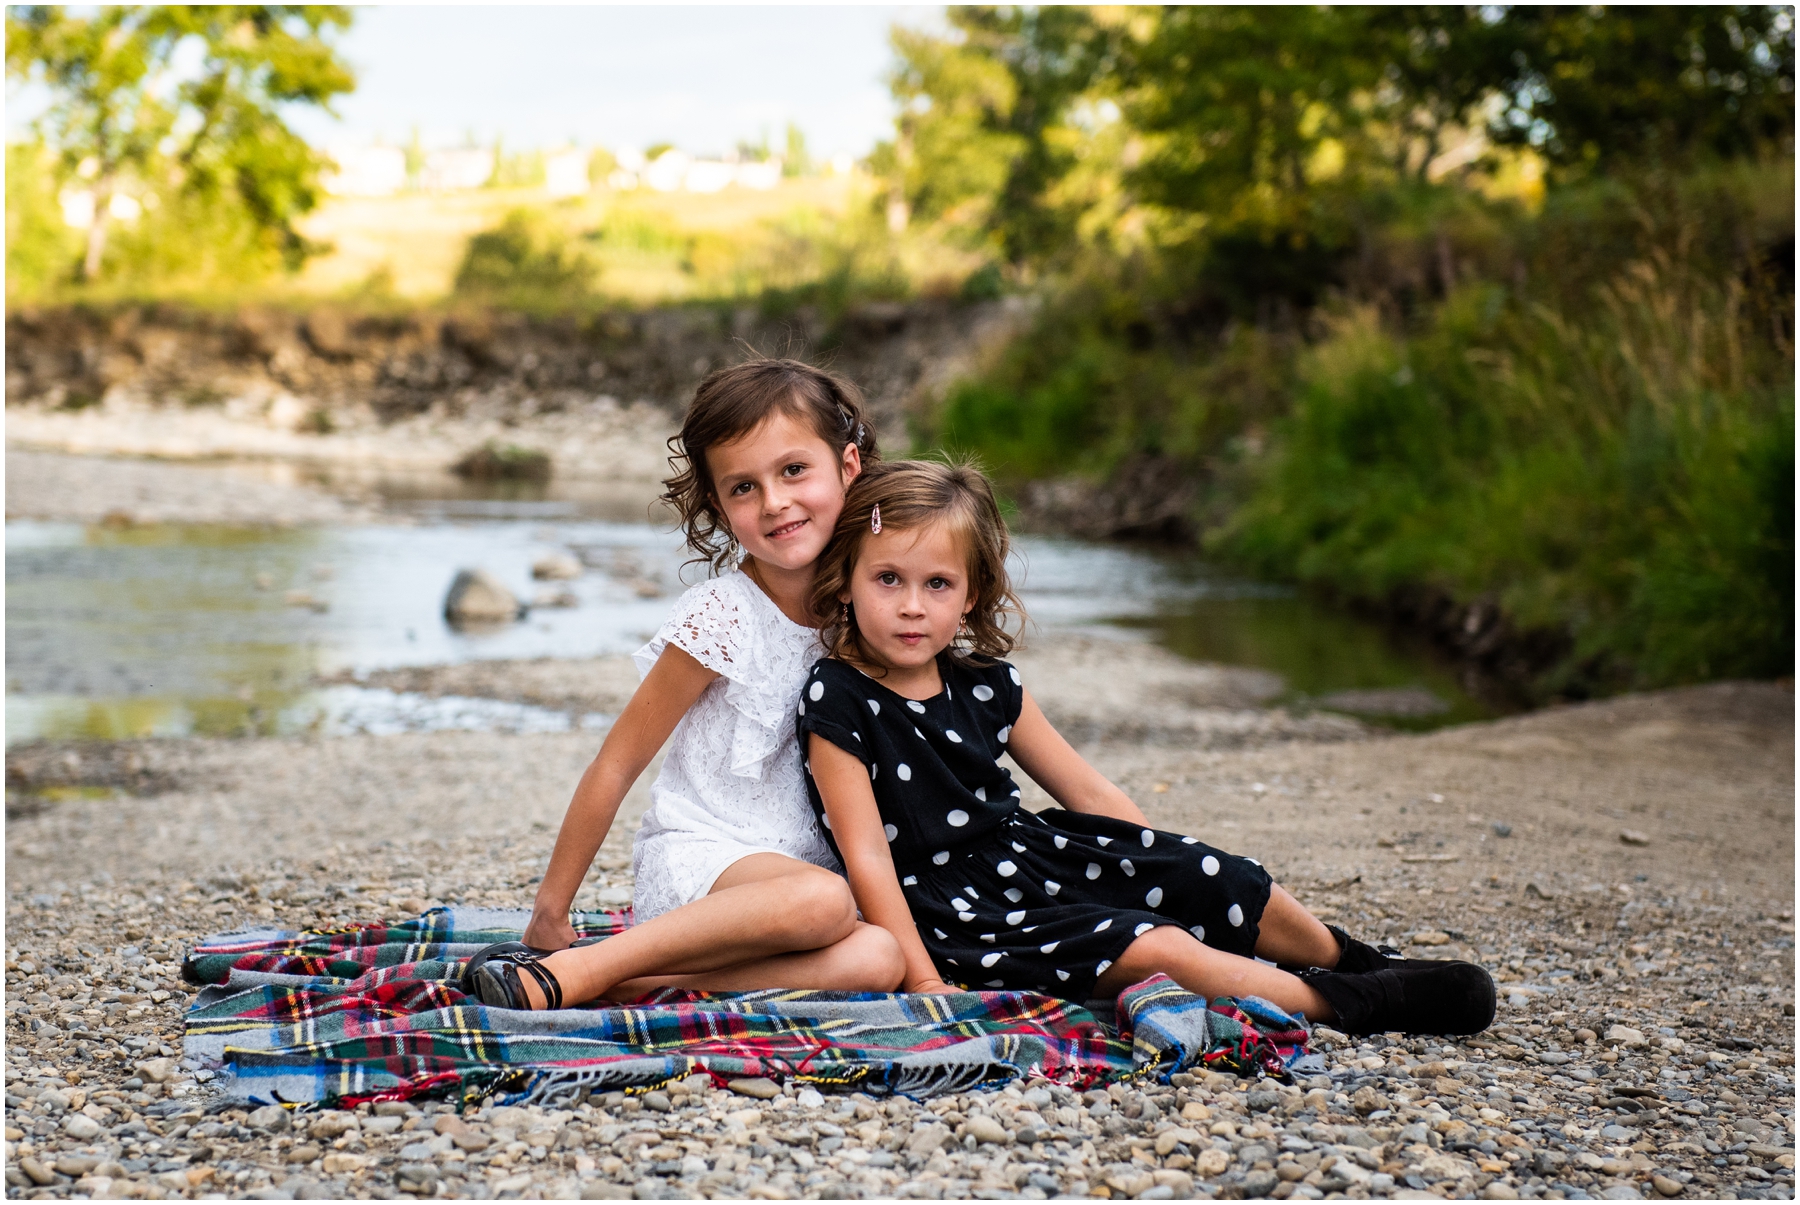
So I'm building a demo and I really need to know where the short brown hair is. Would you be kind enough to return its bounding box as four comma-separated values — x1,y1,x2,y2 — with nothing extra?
810,458,1025,665
663,358,879,572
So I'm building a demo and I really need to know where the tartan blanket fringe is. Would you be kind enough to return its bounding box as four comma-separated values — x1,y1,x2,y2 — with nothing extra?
180,907,1318,1106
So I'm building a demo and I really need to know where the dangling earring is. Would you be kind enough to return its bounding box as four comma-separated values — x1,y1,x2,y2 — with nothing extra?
839,601,851,626
870,504,882,535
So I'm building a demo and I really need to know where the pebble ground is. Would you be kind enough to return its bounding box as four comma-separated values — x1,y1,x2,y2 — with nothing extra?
6,666,1791,1201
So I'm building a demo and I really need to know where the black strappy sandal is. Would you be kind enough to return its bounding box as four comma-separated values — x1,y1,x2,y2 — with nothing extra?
459,941,566,1010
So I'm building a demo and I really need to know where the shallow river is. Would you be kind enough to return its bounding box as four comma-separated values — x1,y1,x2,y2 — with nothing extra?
5,483,1504,745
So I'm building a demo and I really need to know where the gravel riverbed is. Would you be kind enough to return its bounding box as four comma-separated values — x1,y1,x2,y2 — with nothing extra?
5,675,1792,1201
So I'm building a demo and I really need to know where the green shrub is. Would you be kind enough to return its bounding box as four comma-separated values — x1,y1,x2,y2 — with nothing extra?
1216,255,1794,692
926,162,1794,694
454,209,597,305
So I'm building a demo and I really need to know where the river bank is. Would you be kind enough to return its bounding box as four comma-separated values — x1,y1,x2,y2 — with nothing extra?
2,299,1028,483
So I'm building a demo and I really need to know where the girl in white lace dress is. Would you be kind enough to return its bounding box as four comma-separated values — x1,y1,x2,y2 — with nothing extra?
460,359,906,1010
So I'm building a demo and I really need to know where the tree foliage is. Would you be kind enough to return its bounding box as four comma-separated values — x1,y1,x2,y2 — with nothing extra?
905,6,1794,695
5,5,354,283
880,5,1795,282
875,8,1113,265
1485,6,1796,169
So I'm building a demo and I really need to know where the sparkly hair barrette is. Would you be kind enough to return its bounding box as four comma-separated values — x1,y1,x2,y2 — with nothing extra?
870,504,882,534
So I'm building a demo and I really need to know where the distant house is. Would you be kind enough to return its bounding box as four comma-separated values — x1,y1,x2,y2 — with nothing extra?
323,144,408,197
544,148,590,198
641,150,691,193
734,160,782,191
634,148,785,194
421,148,496,192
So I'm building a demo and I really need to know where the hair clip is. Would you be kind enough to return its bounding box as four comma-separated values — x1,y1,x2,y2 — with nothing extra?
870,504,882,535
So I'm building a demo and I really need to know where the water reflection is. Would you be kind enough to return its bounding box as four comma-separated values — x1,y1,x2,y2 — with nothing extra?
6,516,692,743
5,512,1507,745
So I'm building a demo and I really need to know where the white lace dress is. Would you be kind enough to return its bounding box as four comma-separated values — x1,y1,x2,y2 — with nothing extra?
628,569,840,921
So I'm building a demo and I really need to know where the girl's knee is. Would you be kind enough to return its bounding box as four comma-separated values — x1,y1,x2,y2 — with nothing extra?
852,924,907,991
786,871,859,943
1119,923,1204,971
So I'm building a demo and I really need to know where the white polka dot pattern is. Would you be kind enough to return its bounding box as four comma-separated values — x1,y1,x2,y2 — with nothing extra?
799,655,1274,998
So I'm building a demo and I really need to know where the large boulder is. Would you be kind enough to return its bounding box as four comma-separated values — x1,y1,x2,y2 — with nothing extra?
444,569,522,625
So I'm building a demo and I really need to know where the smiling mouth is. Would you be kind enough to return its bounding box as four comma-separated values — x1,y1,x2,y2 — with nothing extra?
766,518,809,540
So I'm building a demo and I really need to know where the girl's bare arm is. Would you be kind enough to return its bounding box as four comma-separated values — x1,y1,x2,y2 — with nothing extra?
809,736,955,993
1004,689,1152,826
522,645,717,949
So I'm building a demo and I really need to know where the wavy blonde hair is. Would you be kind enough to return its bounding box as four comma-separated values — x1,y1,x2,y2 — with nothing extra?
810,458,1025,666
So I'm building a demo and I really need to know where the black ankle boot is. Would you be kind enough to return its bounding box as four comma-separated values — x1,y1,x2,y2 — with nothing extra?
1279,924,1401,974
1301,959,1496,1036
1327,925,1402,974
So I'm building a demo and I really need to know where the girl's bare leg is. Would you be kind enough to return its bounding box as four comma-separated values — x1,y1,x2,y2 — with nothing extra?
606,921,902,998
1091,926,1334,1021
1252,884,1342,969
512,854,903,1007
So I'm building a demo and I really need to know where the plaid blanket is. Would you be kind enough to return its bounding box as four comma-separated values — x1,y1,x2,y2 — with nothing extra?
181,907,1317,1106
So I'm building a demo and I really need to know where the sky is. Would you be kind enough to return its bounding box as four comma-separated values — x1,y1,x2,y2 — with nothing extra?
5,5,940,158
288,5,939,158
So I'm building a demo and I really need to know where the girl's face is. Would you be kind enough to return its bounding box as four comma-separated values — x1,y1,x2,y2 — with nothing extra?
842,519,974,673
709,409,862,576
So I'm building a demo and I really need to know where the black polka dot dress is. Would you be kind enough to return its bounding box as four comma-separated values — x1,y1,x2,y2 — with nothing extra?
797,654,1273,1001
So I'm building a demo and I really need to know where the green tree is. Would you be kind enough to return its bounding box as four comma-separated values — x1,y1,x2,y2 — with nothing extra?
5,5,354,282
876,7,1111,263
1483,6,1795,170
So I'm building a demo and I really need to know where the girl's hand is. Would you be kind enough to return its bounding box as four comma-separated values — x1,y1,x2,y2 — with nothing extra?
905,976,959,995
522,910,577,952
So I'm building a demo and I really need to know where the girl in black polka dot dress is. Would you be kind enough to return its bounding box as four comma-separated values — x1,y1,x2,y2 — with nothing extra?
797,460,1495,1036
